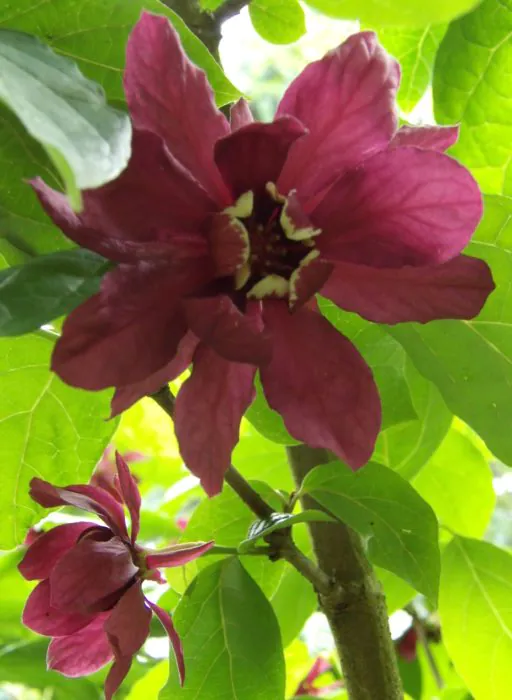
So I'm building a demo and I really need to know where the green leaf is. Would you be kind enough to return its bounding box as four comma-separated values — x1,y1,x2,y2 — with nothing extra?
0,249,108,336
376,568,415,613
0,29,131,207
375,24,447,112
0,334,117,548
238,509,335,553
0,0,240,109
245,373,300,445
433,0,512,195
0,549,35,641
161,558,285,700
440,537,512,700
413,428,495,538
249,0,306,45
0,640,100,699
127,661,169,699
373,358,452,480
319,302,418,429
233,425,294,490
301,461,440,601
302,0,481,27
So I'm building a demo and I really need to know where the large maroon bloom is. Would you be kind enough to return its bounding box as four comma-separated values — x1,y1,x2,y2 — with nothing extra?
19,453,213,698
32,13,493,495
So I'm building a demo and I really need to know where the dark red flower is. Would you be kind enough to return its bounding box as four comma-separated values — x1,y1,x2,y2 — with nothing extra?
18,452,213,699
32,13,493,495
396,626,418,662
90,445,144,502
294,657,343,697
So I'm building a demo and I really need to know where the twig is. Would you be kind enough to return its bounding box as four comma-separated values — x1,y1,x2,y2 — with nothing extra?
214,0,251,22
224,464,274,519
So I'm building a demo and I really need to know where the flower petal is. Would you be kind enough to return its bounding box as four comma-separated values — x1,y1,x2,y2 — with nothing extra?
51,262,205,390
105,656,133,700
110,332,199,417
47,614,112,677
209,212,250,277
18,522,95,581
31,129,214,264
145,540,214,570
125,12,230,204
184,296,271,366
277,31,399,201
104,582,151,657
321,255,495,324
214,117,307,199
23,580,93,636
49,534,138,614
29,479,128,538
115,452,141,544
149,602,185,685
175,345,256,495
390,124,459,152
260,303,381,468
314,146,483,268
230,98,254,130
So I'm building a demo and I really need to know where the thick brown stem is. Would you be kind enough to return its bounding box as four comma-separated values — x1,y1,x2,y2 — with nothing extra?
287,445,403,700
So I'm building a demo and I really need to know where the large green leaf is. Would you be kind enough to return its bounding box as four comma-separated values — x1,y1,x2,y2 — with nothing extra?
161,558,285,700
233,425,294,490
440,537,512,700
389,195,512,465
0,0,240,109
0,0,241,261
302,0,481,27
376,24,447,112
433,0,512,195
249,0,306,45
373,357,452,480
413,429,495,538
0,29,131,208
319,302,417,429
0,549,34,641
0,249,108,336
300,461,440,601
0,334,117,548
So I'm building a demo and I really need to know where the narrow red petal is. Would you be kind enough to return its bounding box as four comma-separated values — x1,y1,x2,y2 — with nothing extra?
149,602,185,685
230,98,254,131
390,124,459,152
145,540,214,570
105,655,133,700
104,582,151,658
115,452,141,544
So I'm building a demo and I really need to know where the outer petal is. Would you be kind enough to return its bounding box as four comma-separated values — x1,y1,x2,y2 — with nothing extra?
314,147,483,268
51,262,209,390
115,452,141,544
214,117,307,199
47,614,112,677
18,522,94,581
390,124,459,152
230,98,254,130
105,656,133,700
104,582,151,657
49,535,138,613
260,303,381,468
22,580,93,636
110,332,199,417
277,32,399,201
320,255,495,324
149,602,185,685
32,129,214,264
175,345,256,495
29,479,128,538
145,541,214,570
184,296,271,366
125,12,230,204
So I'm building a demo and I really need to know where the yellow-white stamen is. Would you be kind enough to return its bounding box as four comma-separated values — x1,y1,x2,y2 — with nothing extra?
247,274,290,300
225,191,254,219
289,249,321,308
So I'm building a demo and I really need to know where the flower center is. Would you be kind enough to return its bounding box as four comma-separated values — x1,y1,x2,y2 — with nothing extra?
222,183,322,302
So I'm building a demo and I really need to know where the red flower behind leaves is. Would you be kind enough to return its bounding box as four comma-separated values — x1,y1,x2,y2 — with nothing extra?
18,452,213,699
32,12,494,496
90,445,144,503
294,657,342,697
